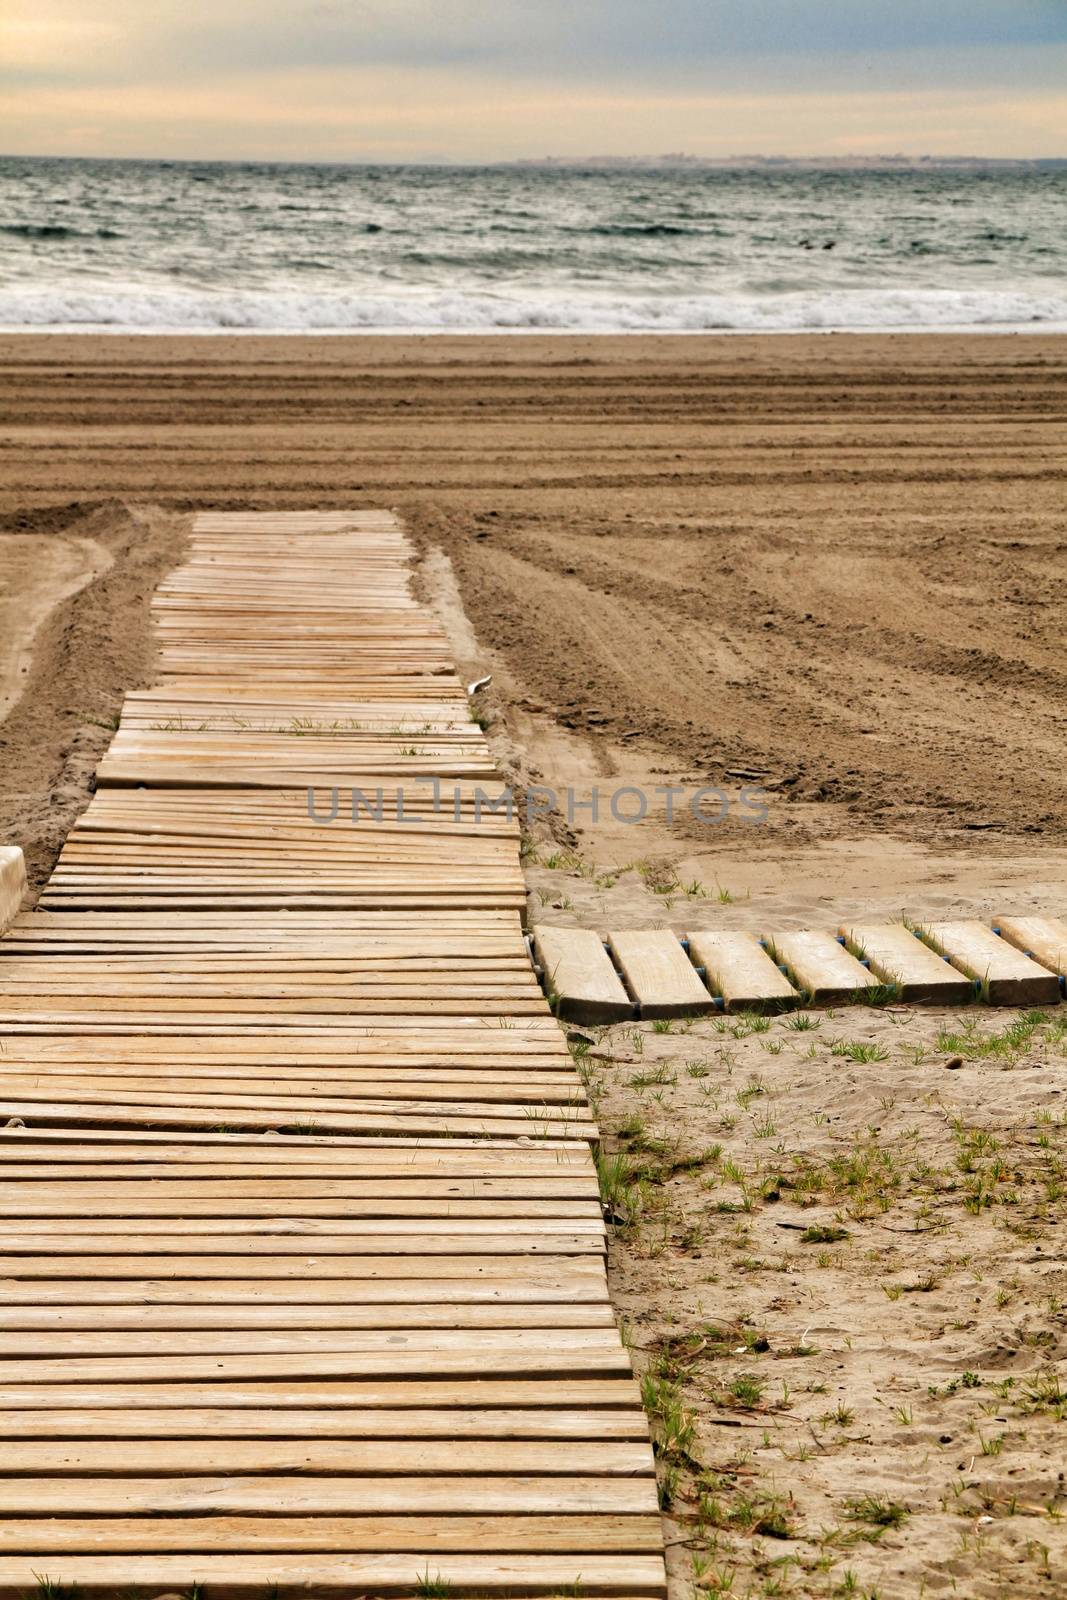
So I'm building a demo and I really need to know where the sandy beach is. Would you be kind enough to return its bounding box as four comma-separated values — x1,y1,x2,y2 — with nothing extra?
2,331,1066,1597
2,331,1065,910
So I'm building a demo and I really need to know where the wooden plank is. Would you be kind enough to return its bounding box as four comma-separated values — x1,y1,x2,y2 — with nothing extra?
0,1196,598,1221
0,1231,604,1257
532,927,632,1024
0,1304,613,1329
606,929,712,1018
0,1172,595,1195
0,849,25,935
0,1406,646,1438
0,1279,607,1308
0,1553,667,1595
0,1475,658,1514
840,922,975,1003
994,915,1067,981
765,929,878,1004
685,930,797,1012
0,1328,618,1359
0,1514,664,1554
922,920,1061,1005
0,1128,589,1156
0,1376,642,1409
0,1440,653,1475
0,1254,605,1280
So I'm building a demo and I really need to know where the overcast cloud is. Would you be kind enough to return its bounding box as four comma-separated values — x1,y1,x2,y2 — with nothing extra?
3,0,1066,160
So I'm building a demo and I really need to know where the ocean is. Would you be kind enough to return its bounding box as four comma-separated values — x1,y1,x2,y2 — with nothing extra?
1,156,1065,334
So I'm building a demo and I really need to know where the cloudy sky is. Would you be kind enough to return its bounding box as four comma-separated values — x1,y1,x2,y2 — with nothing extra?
4,0,1067,162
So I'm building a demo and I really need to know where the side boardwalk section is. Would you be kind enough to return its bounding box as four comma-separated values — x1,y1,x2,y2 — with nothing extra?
0,512,665,1598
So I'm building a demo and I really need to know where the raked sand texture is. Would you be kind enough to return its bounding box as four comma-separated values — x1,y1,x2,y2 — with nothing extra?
0,511,665,1598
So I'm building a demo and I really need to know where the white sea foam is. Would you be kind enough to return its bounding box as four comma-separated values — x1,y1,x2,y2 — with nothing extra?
2,283,1066,334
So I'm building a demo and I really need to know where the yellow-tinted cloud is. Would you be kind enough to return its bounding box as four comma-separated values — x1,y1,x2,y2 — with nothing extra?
1,64,1064,161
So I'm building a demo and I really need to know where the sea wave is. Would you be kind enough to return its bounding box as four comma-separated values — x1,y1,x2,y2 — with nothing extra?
0,223,123,241
1,282,1065,334
579,223,695,237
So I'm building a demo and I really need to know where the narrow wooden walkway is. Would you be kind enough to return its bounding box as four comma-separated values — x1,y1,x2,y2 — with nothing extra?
0,512,665,1598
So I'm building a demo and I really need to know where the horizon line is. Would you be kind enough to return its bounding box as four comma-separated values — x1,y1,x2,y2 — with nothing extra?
5,150,1067,168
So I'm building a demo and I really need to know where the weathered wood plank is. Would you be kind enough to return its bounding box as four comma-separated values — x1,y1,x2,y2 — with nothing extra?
840,922,975,1003
606,930,712,1018
921,920,1060,1005
0,1513,665,1554
765,929,877,1004
686,930,797,1012
0,1553,667,1595
0,1474,658,1514
994,915,1067,981
0,849,25,936
0,1405,646,1438
0,1440,653,1475
532,927,632,1024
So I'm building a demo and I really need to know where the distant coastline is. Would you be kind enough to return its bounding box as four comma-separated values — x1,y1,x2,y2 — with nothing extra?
5,151,1067,172
509,154,1067,171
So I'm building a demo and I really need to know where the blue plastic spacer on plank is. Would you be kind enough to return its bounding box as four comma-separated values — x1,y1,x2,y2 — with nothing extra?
713,995,725,1010
836,935,846,945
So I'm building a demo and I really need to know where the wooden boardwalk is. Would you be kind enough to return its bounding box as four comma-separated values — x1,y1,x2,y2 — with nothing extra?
0,512,665,1598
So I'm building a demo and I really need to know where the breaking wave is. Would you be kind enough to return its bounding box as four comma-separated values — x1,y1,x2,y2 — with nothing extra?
1,223,123,241
2,283,1066,334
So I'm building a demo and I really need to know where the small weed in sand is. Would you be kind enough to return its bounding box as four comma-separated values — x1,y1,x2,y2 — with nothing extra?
732,1014,771,1038
726,1372,765,1409
641,1364,695,1456
831,1039,890,1063
937,1011,1049,1061
698,1486,798,1540
843,1493,910,1536
629,1063,677,1088
1018,1370,1067,1419
415,1570,452,1598
852,980,903,1007
714,881,751,904
801,1224,850,1244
